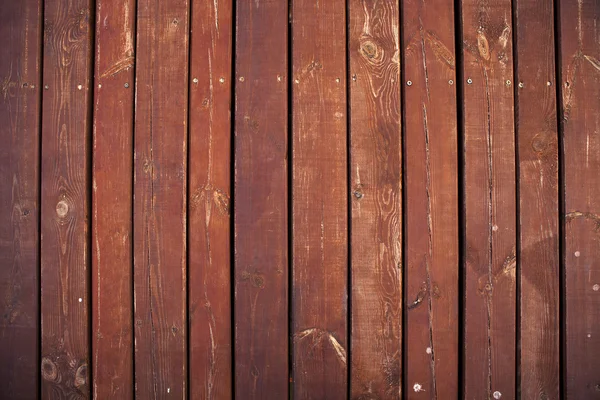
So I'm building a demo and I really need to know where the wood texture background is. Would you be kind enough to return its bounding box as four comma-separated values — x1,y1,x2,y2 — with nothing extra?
1,0,599,399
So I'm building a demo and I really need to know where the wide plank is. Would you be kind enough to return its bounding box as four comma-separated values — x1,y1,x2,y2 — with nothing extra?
513,0,560,398
234,0,289,398
348,0,402,398
461,0,517,398
92,0,136,398
0,0,42,398
560,0,600,397
291,0,348,398
188,0,233,398
402,0,459,397
40,0,94,397
133,0,190,397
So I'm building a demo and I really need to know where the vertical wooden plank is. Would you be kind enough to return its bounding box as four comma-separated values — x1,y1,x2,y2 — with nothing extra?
514,0,560,398
461,1,517,399
92,0,135,398
189,0,233,398
348,0,402,398
0,0,42,398
292,0,348,398
133,0,189,397
234,0,289,399
560,0,600,397
40,0,93,397
402,0,459,397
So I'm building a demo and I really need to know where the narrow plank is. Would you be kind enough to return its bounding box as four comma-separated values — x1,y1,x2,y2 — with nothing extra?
133,0,189,397
40,0,93,397
0,0,42,398
233,0,289,399
291,0,348,397
560,0,600,397
461,1,517,399
401,0,459,397
188,0,233,398
348,0,402,398
513,0,560,398
92,0,136,398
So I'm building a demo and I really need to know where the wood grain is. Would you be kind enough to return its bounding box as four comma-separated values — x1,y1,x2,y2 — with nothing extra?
348,0,402,398
402,0,459,397
291,0,348,398
560,0,600,397
92,0,135,398
513,0,560,398
0,0,42,398
40,0,93,397
133,0,189,397
188,0,233,398
460,1,517,398
234,0,289,399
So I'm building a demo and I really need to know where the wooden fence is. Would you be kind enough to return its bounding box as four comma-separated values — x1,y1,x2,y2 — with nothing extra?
1,0,599,398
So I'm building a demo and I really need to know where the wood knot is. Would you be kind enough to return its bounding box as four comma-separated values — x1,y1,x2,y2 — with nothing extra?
41,357,59,382
477,31,490,61
74,363,87,388
241,269,265,289
56,200,69,218
360,39,383,63
531,132,552,153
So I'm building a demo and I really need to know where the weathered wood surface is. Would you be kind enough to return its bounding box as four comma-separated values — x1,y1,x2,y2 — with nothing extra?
0,1,599,398
348,0,402,399
133,0,189,397
291,0,348,398
461,0,517,399
0,0,42,398
188,0,233,399
402,0,459,397
92,0,135,398
514,0,561,398
560,0,600,397
234,0,289,399
40,0,93,397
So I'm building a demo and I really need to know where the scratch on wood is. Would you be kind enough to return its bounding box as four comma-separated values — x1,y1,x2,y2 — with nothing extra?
99,56,134,78
294,328,347,365
583,55,600,72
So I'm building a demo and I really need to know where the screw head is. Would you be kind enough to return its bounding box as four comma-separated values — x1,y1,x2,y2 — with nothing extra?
239,76,245,82
506,80,511,86
518,82,524,88
44,85,49,90
406,80,412,86
124,82,130,88
448,79,454,85
467,78,473,84
192,78,198,84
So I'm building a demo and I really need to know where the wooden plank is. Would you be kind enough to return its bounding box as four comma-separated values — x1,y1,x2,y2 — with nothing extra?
402,0,459,397
92,0,136,398
133,0,189,397
513,0,560,398
348,0,402,398
560,0,600,397
188,0,233,398
233,0,289,399
39,0,93,397
291,0,348,398
460,1,517,399
0,0,42,398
